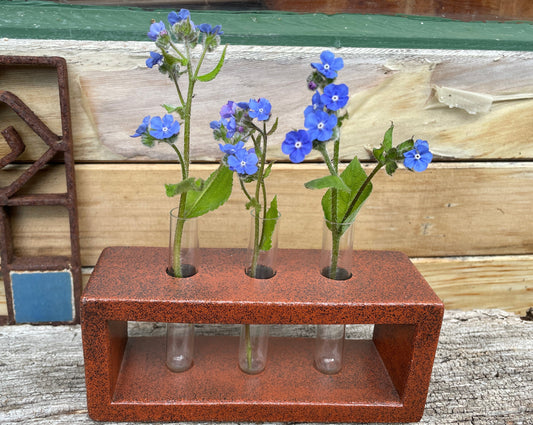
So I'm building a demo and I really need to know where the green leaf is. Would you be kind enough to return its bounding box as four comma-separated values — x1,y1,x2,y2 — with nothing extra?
161,134,179,146
162,104,178,113
141,134,156,147
372,124,396,163
383,123,394,151
165,178,204,198
259,196,279,251
184,165,233,218
386,147,398,161
162,104,185,118
267,117,279,136
373,146,385,162
396,138,415,155
385,161,398,176
162,50,181,67
245,198,260,210
263,162,274,180
304,175,351,192
321,156,372,232
196,44,227,82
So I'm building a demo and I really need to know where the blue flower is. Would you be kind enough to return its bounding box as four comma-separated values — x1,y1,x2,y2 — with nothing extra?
147,21,166,41
321,83,349,111
149,114,180,139
168,9,190,26
248,98,271,121
146,52,163,69
220,101,236,119
227,147,258,175
304,91,325,117
210,120,221,130
236,102,249,110
131,115,150,138
311,50,344,79
282,130,312,163
304,110,337,142
403,139,433,172
198,23,224,35
223,116,237,138
219,140,245,155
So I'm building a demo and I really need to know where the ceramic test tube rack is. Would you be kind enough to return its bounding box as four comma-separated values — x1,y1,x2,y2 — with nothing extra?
81,246,443,423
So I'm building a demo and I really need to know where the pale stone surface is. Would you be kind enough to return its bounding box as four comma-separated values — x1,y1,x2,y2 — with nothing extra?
0,310,531,424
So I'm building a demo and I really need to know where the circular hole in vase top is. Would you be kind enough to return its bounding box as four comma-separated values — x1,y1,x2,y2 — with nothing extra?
245,264,276,279
321,266,352,281
166,264,198,278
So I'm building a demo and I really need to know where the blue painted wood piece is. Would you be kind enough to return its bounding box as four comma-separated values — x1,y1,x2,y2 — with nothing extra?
10,270,74,323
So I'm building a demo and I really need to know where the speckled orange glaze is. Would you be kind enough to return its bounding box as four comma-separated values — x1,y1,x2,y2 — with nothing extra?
81,246,443,423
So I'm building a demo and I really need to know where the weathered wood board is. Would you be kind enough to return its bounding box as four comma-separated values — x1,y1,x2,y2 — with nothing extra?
1,162,532,262
264,0,533,21
1,40,533,161
414,256,533,314
3,253,531,315
0,281,6,317
0,310,532,424
1,39,532,321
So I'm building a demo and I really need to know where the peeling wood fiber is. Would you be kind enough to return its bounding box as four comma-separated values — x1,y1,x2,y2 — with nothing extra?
0,310,531,424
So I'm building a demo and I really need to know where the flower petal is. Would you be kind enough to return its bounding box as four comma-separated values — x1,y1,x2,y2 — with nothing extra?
290,148,306,163
413,160,429,172
415,139,430,153
403,156,416,169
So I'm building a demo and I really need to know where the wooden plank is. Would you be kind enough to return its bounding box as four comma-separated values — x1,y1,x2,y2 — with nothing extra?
1,252,531,316
0,310,532,423
3,253,530,315
0,279,6,317
265,0,533,21
1,162,532,263
413,256,533,315
1,41,533,161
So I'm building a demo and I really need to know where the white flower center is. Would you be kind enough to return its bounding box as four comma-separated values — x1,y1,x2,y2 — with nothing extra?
332,95,339,102
240,160,247,167
317,122,324,130
162,126,168,132
295,141,302,149
414,153,421,160
324,64,330,70
259,108,264,113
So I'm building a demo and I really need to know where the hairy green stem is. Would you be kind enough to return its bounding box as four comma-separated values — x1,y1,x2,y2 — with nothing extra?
249,124,269,278
170,73,186,108
327,162,384,281
239,178,253,202
315,143,337,176
169,144,186,180
329,138,341,278
245,324,252,369
172,42,207,277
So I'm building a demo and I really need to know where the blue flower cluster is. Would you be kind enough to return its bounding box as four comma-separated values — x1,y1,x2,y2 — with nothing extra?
283,50,433,172
131,114,181,143
212,98,273,176
148,9,224,41
220,141,258,175
145,8,224,70
282,50,349,163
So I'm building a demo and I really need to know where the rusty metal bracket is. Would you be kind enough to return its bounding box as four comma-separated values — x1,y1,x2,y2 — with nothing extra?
0,56,81,325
